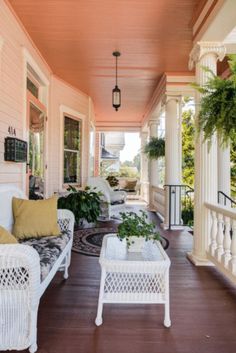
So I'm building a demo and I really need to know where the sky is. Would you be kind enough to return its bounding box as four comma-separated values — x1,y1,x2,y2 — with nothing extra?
120,133,141,162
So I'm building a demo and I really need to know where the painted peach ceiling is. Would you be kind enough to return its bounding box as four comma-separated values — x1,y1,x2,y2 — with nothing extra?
9,0,200,126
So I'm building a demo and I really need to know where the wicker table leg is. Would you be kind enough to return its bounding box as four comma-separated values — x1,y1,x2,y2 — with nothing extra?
95,270,106,326
164,272,171,327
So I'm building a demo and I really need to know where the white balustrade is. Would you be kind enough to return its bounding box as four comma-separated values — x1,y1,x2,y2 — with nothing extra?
152,186,165,218
205,202,236,284
230,220,236,274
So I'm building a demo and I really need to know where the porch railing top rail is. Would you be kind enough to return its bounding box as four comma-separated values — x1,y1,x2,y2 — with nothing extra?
205,201,236,220
218,191,236,208
164,184,194,191
152,185,165,193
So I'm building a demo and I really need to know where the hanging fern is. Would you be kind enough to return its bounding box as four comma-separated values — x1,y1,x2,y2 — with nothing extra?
192,54,236,147
144,137,165,160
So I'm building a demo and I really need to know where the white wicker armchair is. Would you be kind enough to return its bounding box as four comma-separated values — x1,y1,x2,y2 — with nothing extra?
87,177,127,219
0,185,74,353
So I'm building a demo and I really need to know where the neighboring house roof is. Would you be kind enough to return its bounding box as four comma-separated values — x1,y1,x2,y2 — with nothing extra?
101,147,118,160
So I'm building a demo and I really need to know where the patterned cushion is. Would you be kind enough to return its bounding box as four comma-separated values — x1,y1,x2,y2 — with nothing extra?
20,229,71,282
110,199,125,206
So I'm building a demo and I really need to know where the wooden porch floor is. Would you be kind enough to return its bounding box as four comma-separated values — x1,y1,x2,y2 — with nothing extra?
15,211,236,353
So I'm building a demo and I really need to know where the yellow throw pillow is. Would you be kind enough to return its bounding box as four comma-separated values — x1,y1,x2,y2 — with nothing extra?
0,226,18,244
12,197,60,239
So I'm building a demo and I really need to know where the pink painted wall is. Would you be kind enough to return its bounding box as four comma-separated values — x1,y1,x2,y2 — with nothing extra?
0,1,94,195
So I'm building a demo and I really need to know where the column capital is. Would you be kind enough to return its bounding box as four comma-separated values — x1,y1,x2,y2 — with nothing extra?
189,41,226,70
162,94,182,107
148,118,160,128
140,131,148,140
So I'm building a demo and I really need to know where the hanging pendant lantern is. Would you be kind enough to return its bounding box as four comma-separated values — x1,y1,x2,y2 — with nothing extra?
112,51,121,111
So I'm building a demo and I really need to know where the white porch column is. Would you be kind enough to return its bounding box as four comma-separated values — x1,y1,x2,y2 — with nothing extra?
163,95,182,228
188,42,226,265
218,142,231,205
140,131,149,203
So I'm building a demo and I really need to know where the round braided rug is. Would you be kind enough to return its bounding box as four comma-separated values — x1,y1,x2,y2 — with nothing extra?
73,227,169,257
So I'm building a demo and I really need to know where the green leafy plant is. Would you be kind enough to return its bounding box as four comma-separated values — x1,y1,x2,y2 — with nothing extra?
57,185,102,226
106,175,119,187
182,108,195,188
181,204,194,227
144,137,165,160
192,55,236,147
117,211,160,247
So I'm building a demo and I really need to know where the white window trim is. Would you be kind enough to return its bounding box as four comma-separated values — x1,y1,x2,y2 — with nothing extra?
59,105,86,191
22,47,50,196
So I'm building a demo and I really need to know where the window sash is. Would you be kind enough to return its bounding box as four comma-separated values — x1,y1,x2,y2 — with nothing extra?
63,116,81,185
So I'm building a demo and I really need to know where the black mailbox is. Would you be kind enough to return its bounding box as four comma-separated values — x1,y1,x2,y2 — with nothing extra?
4,137,27,162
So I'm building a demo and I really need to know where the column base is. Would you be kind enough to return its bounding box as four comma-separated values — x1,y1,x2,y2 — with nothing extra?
187,252,214,266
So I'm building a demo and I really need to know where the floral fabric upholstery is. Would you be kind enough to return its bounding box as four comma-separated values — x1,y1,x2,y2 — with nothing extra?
20,219,71,282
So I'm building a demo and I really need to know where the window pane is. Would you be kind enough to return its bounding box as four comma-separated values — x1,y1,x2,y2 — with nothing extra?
64,116,80,150
27,78,39,98
64,151,80,184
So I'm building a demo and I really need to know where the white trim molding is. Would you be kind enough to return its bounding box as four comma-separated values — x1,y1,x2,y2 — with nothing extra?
22,46,50,196
189,41,226,70
22,47,50,87
59,105,86,191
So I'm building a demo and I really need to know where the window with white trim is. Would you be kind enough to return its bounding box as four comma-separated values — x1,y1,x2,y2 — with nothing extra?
63,115,81,185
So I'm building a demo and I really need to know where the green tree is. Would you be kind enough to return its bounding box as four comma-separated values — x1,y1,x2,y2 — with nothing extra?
122,160,133,167
133,153,140,172
182,109,195,187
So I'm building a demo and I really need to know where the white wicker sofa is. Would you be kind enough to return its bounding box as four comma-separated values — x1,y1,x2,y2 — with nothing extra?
0,185,75,353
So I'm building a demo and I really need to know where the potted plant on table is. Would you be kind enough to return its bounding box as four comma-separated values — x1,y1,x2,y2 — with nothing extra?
117,210,160,252
57,185,102,228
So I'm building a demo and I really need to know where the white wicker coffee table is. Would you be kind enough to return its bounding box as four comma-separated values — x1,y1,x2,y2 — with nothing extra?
95,234,171,327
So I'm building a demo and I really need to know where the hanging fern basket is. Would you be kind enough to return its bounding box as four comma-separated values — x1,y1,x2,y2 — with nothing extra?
144,137,165,160
192,55,236,147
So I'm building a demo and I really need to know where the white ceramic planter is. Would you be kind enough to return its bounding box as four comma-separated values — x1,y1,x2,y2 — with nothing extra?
128,236,145,252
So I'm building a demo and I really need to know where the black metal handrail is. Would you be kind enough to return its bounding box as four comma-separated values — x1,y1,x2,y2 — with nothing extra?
218,191,236,208
164,184,194,229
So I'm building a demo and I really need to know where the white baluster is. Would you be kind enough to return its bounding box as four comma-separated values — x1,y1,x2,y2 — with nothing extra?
229,220,236,274
222,216,231,268
216,213,224,262
210,210,217,256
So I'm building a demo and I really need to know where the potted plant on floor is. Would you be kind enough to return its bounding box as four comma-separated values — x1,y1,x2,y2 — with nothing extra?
117,210,160,252
144,137,165,159
58,185,102,228
192,54,236,147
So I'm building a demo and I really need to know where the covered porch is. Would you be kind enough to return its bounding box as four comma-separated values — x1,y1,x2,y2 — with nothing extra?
24,216,236,353
1,0,236,352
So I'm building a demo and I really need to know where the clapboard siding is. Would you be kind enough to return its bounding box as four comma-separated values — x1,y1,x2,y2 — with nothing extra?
48,76,91,195
0,1,94,193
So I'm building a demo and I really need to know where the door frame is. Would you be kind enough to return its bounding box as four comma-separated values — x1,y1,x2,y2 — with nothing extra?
26,90,47,198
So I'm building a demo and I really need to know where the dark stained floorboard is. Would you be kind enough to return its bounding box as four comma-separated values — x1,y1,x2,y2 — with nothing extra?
12,210,236,353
